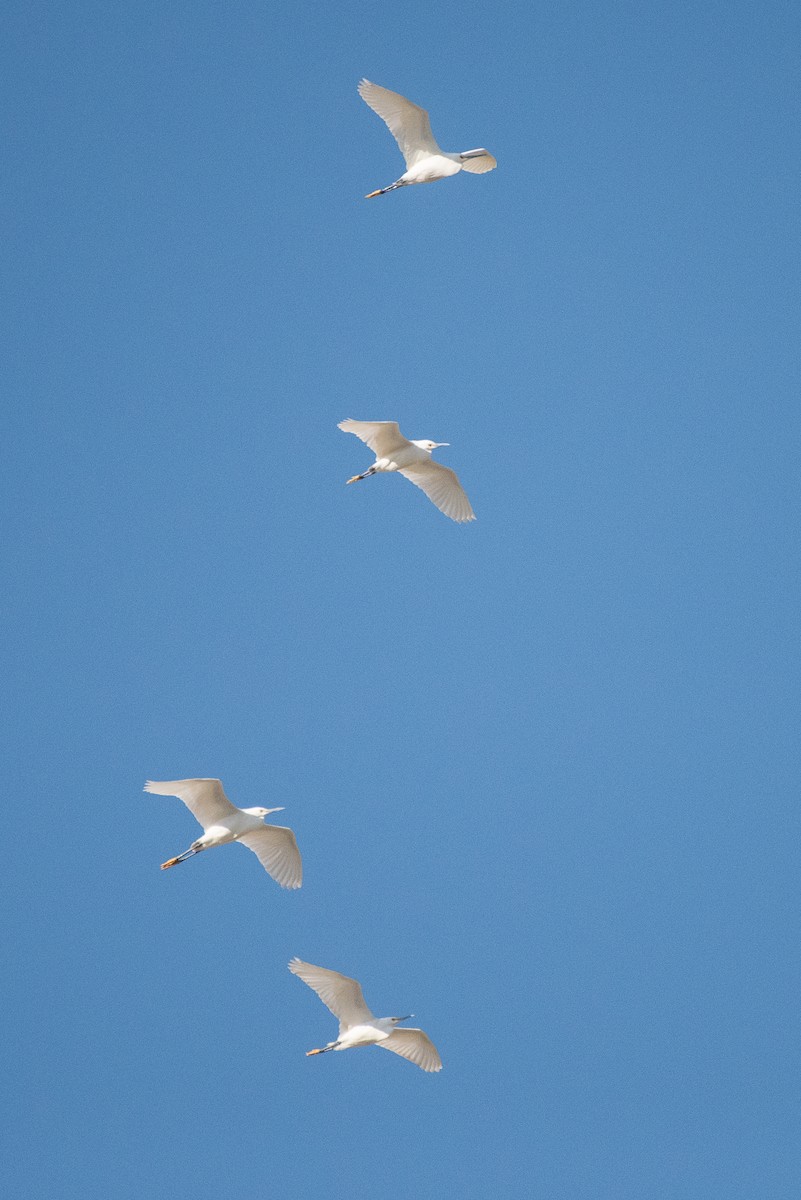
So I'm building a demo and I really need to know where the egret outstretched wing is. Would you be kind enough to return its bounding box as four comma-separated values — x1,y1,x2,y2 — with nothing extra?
144,778,236,828
239,826,302,889
381,1028,443,1073
399,461,476,523
358,80,441,168
338,419,410,458
289,959,373,1031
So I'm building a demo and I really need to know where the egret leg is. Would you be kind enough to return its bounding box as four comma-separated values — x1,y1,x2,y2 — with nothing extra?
160,848,198,870
346,467,377,485
365,181,403,198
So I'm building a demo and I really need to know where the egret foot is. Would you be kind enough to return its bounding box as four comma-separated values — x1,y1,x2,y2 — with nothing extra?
306,1048,325,1056
161,857,181,870
365,189,383,198
346,475,361,484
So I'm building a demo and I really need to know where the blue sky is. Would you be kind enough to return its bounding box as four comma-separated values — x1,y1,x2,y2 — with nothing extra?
2,1,799,1196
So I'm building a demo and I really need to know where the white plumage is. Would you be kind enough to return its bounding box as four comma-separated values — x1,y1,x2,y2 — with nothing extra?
145,778,302,888
339,419,476,523
289,959,442,1072
358,79,497,197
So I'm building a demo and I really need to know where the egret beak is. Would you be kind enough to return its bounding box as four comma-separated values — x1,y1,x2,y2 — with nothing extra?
434,442,449,448
265,807,285,815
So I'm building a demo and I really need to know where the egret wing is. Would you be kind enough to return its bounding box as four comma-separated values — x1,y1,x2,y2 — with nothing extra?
239,826,302,889
289,959,373,1031
460,150,497,174
338,419,410,458
144,778,237,828
380,1028,443,1073
358,80,441,167
398,461,476,523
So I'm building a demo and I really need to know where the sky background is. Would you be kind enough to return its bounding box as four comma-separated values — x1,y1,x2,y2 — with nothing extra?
2,1,799,1196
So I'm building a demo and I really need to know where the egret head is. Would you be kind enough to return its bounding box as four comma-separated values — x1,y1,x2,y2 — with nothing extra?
391,1015,413,1024
243,806,285,818
421,440,449,451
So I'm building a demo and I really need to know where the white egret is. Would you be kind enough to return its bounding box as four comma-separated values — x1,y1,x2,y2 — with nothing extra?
358,78,496,197
289,959,442,1072
339,419,475,523
145,778,302,889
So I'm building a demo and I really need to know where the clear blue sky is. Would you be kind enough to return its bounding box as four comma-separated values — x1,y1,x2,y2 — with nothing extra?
2,1,799,1196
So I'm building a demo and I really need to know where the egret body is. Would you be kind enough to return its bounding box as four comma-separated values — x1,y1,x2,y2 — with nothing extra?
358,79,496,197
289,959,442,1072
339,419,475,522
146,778,302,888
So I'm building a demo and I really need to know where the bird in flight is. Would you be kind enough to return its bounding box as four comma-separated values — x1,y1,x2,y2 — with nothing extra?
358,79,496,198
289,958,442,1072
146,778,302,889
338,419,475,522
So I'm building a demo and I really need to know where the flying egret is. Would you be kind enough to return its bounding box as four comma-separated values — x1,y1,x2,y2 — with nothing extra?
358,78,496,197
145,778,302,889
338,419,476,523
289,959,442,1072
